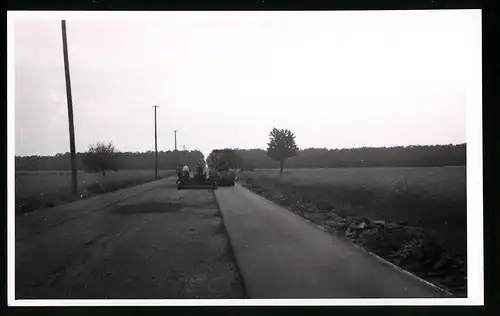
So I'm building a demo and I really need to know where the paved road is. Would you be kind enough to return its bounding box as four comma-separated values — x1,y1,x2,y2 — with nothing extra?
215,184,451,298
15,178,244,299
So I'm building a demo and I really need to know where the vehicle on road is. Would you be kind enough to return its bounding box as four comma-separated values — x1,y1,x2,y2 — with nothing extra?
208,149,238,187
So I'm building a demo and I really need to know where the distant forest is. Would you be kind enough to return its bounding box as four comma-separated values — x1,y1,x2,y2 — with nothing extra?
15,144,465,171
15,150,205,171
235,144,466,170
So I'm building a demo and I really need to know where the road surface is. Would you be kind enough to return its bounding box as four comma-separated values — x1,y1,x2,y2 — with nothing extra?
16,177,451,300
15,177,244,299
214,184,451,298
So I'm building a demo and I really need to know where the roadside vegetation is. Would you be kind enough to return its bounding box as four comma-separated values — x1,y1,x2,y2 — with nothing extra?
82,142,119,176
14,142,208,215
15,169,175,215
16,148,205,171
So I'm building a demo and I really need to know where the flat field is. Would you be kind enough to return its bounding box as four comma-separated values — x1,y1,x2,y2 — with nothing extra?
15,170,174,215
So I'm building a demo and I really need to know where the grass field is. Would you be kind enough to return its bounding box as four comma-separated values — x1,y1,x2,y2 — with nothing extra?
238,167,466,256
15,170,175,215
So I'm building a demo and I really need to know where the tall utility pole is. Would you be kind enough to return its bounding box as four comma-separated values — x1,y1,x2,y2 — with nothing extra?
153,105,160,179
182,145,186,165
174,130,178,167
174,130,178,151
61,20,78,196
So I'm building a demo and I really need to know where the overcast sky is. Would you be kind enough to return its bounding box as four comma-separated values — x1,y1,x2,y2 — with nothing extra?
12,11,480,158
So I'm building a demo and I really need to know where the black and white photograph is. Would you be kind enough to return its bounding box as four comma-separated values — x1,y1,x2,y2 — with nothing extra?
8,9,483,305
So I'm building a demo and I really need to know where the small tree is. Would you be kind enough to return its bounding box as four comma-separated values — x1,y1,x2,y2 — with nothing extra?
266,128,299,174
83,142,118,176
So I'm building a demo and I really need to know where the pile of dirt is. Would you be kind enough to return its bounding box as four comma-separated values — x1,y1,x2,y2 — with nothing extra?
241,178,466,297
330,216,466,295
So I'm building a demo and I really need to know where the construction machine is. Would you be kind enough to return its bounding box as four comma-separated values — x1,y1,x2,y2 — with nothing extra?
177,160,218,190
208,149,238,187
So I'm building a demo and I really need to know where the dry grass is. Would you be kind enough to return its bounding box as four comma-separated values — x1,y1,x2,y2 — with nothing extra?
15,170,174,215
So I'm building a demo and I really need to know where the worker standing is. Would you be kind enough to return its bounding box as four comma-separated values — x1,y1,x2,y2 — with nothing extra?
182,164,190,178
204,163,210,179
176,164,183,181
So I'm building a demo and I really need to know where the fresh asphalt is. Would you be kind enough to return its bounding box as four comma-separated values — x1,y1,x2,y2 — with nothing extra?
214,184,451,298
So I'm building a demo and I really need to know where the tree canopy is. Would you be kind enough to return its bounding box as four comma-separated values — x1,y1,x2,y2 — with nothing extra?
266,128,299,174
82,142,118,176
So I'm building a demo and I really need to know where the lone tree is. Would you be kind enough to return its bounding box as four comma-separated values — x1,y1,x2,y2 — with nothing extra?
266,128,299,174
83,142,118,176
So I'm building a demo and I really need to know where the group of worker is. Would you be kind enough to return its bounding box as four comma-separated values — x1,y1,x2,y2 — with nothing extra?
176,161,210,181
176,164,190,179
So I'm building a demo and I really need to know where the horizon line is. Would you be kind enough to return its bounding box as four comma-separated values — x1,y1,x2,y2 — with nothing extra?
15,142,466,158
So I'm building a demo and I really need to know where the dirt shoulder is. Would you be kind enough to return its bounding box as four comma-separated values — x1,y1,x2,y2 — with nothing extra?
238,176,466,297
16,178,245,299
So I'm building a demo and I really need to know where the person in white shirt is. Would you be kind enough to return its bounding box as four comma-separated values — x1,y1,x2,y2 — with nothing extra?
204,164,210,179
182,165,190,178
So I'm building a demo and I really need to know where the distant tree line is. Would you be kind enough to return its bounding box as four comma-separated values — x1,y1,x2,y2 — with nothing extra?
234,144,466,170
16,144,466,172
15,150,205,172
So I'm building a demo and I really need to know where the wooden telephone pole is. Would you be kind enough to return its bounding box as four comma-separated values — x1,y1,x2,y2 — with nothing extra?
61,20,78,196
153,105,160,179
174,130,178,151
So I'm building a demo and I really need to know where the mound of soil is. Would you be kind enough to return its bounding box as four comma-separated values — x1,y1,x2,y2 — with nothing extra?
241,178,466,297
